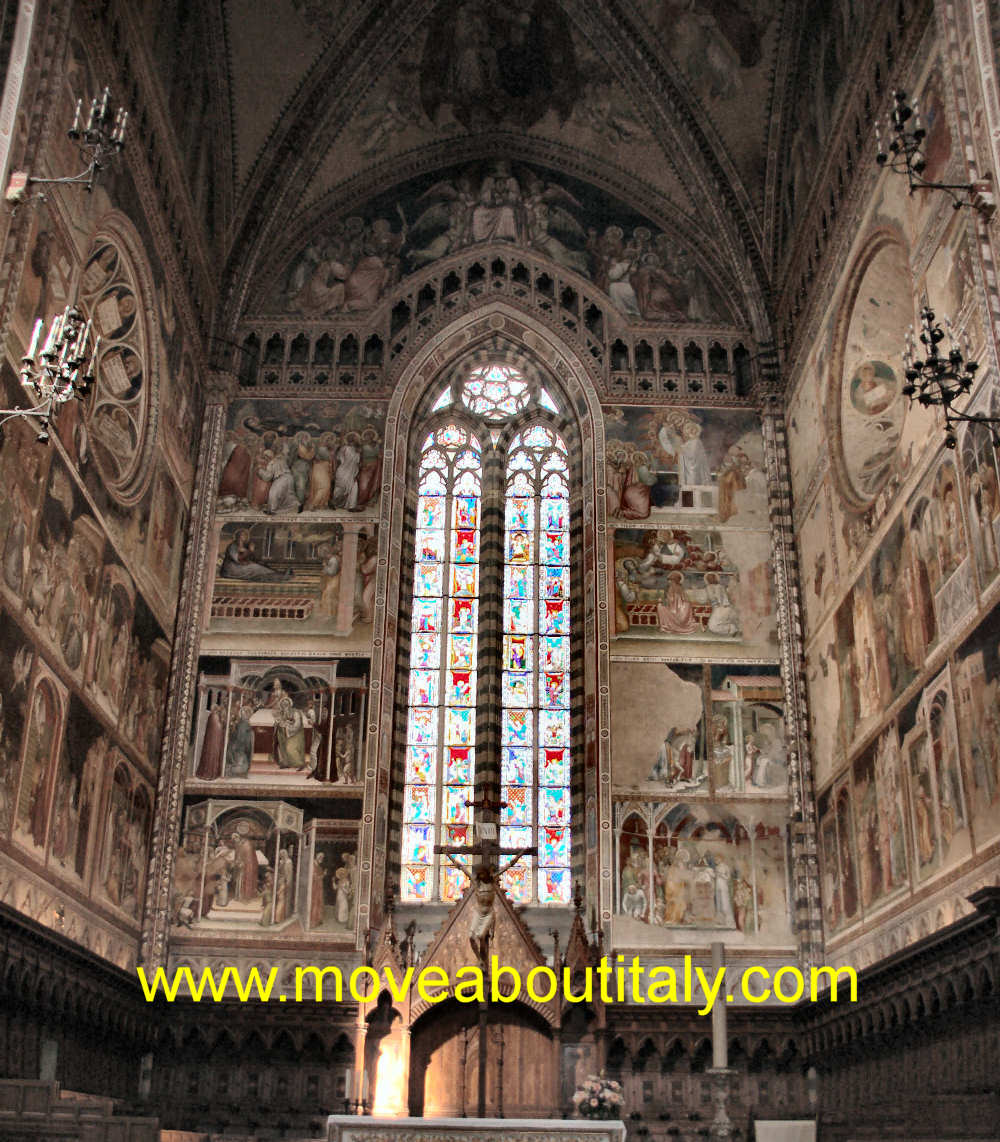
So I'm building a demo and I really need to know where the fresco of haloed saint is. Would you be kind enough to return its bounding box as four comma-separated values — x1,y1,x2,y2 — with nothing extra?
958,404,1000,590
89,750,152,923
13,671,65,858
954,599,1000,834
190,659,367,787
46,698,110,887
217,399,385,517
23,457,104,680
171,801,305,934
0,614,34,836
852,729,909,913
268,162,732,325
817,782,859,935
303,822,360,936
614,802,791,948
420,0,580,131
207,520,378,648
900,671,970,885
604,406,768,526
610,661,786,797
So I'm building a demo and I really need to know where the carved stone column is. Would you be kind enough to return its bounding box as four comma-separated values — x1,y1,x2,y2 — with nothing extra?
752,367,824,969
140,369,235,969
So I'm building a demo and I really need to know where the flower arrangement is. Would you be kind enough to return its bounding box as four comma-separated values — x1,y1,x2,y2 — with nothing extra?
572,1073,625,1120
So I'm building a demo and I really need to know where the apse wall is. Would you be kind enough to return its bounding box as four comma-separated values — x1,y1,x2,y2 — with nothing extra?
0,28,202,969
787,48,1000,971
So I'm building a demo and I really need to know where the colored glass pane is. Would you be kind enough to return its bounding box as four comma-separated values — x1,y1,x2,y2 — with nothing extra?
502,709,532,745
542,672,569,708
502,671,532,707
406,747,435,784
453,495,479,529
540,827,570,865
406,785,435,823
409,669,439,707
541,636,569,671
539,708,570,746
506,566,532,599
504,598,533,633
539,868,570,904
413,598,442,632
410,632,440,668
403,825,433,864
501,786,532,826
419,496,446,528
500,863,531,903
451,598,477,632
448,634,476,670
443,785,471,823
540,749,568,785
538,787,568,825
502,748,532,785
415,529,446,563
541,567,569,600
408,708,437,744
404,865,430,901
503,635,532,671
447,670,475,706
444,747,473,784
451,565,478,597
446,707,474,745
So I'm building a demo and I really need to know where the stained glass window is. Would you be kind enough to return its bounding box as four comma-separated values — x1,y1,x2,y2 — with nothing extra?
402,423,481,903
500,425,572,904
400,373,572,906
461,364,530,420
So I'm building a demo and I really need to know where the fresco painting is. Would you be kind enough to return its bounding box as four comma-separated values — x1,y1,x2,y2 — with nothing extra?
190,658,367,787
218,399,385,516
604,406,767,525
612,526,774,652
303,821,360,936
270,162,733,323
614,801,791,948
610,661,785,796
207,520,378,647
954,599,1000,837
171,800,306,932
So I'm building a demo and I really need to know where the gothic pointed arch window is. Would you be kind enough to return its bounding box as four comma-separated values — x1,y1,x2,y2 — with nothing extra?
400,363,574,906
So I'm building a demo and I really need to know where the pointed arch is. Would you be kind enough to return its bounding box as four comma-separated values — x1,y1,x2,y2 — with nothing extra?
359,301,610,928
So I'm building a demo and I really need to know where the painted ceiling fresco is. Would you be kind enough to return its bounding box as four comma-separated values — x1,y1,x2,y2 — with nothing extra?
259,159,735,322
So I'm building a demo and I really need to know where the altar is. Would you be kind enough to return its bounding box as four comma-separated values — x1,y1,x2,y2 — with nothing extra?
326,1117,627,1142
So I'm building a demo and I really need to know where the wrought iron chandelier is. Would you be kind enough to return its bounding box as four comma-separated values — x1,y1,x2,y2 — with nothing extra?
876,89,994,217
0,307,99,444
5,85,127,203
902,306,1000,448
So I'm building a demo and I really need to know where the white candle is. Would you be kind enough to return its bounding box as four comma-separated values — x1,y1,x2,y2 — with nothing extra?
27,318,42,359
711,941,728,1069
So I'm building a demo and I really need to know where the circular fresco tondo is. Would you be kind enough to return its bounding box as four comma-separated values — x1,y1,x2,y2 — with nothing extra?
841,359,906,503
79,236,155,502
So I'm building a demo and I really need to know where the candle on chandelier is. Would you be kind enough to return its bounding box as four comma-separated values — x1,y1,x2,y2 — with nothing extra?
26,318,42,360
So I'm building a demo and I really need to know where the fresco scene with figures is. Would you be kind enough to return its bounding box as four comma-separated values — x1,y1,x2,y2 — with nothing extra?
217,398,385,516
189,657,367,789
610,661,786,797
5,1,1000,1137
614,801,793,949
604,406,768,524
266,160,735,324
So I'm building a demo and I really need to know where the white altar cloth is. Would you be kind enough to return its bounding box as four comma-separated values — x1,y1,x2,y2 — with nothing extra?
326,1116,627,1142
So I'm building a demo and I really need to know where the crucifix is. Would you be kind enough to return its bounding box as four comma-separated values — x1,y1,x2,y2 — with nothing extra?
434,790,536,1119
